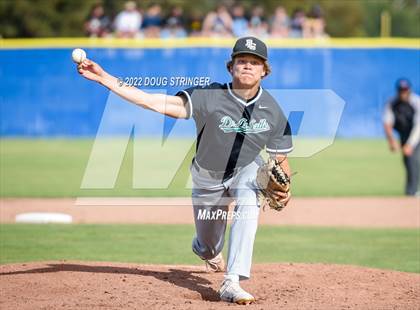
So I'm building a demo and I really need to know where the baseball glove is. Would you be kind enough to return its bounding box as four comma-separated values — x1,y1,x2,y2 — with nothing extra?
256,158,291,211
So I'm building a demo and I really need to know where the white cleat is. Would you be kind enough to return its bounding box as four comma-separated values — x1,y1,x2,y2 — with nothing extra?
205,252,225,273
219,279,255,305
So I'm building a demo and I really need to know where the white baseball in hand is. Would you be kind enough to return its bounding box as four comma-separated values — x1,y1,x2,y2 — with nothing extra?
72,48,87,64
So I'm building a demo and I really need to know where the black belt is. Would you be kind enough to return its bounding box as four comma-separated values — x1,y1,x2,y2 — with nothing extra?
192,160,240,180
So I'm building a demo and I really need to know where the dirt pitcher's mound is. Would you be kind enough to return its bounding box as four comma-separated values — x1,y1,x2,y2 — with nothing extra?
0,262,418,310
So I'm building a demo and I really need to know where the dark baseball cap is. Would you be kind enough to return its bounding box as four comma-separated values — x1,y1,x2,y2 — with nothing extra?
231,36,268,61
396,78,411,91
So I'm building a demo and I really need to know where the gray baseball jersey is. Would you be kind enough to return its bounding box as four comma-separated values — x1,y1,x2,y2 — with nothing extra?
177,82,293,172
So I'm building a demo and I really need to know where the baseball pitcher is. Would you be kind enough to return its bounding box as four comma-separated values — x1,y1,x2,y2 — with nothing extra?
77,36,293,305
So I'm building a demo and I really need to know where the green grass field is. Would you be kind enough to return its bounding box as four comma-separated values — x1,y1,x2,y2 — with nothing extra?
1,139,417,274
0,224,418,273
0,138,405,197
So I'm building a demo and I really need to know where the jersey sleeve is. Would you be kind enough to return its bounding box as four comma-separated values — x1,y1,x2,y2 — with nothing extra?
382,100,395,125
406,94,420,147
266,112,293,154
175,86,209,120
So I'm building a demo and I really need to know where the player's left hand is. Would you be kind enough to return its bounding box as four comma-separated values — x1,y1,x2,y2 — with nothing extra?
256,158,291,211
402,144,413,156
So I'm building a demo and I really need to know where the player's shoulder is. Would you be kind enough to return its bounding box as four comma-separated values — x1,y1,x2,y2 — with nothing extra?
260,88,277,102
190,82,225,100
259,88,283,113
409,93,420,108
200,82,225,90
177,82,223,98
387,96,397,107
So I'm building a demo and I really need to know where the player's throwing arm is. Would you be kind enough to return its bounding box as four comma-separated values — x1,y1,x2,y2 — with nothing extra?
74,49,188,119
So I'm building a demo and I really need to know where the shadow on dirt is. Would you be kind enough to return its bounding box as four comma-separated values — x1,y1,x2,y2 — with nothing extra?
0,263,220,302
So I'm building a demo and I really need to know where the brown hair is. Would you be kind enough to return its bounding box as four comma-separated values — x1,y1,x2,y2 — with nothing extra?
226,56,272,78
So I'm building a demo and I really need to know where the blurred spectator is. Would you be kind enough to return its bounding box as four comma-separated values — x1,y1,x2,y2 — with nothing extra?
269,6,289,38
142,4,163,38
86,3,329,39
231,4,248,37
383,78,420,196
202,5,233,37
84,3,111,38
114,1,142,38
303,4,327,38
161,6,187,38
248,6,269,38
188,11,203,37
289,8,306,38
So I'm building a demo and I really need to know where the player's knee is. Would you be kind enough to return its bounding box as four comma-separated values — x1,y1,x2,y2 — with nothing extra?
192,237,223,260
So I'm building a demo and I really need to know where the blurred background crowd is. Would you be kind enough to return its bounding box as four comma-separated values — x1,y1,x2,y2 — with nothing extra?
85,1,327,38
1,0,419,38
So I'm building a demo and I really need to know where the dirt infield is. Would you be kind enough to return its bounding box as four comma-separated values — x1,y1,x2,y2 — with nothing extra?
1,197,419,308
1,197,419,227
1,261,418,310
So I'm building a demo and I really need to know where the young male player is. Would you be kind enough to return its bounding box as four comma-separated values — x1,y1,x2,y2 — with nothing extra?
77,36,293,304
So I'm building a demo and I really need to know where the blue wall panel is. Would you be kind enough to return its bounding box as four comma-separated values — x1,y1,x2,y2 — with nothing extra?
1,47,419,137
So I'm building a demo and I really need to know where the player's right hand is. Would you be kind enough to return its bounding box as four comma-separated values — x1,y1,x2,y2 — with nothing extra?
77,59,105,83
